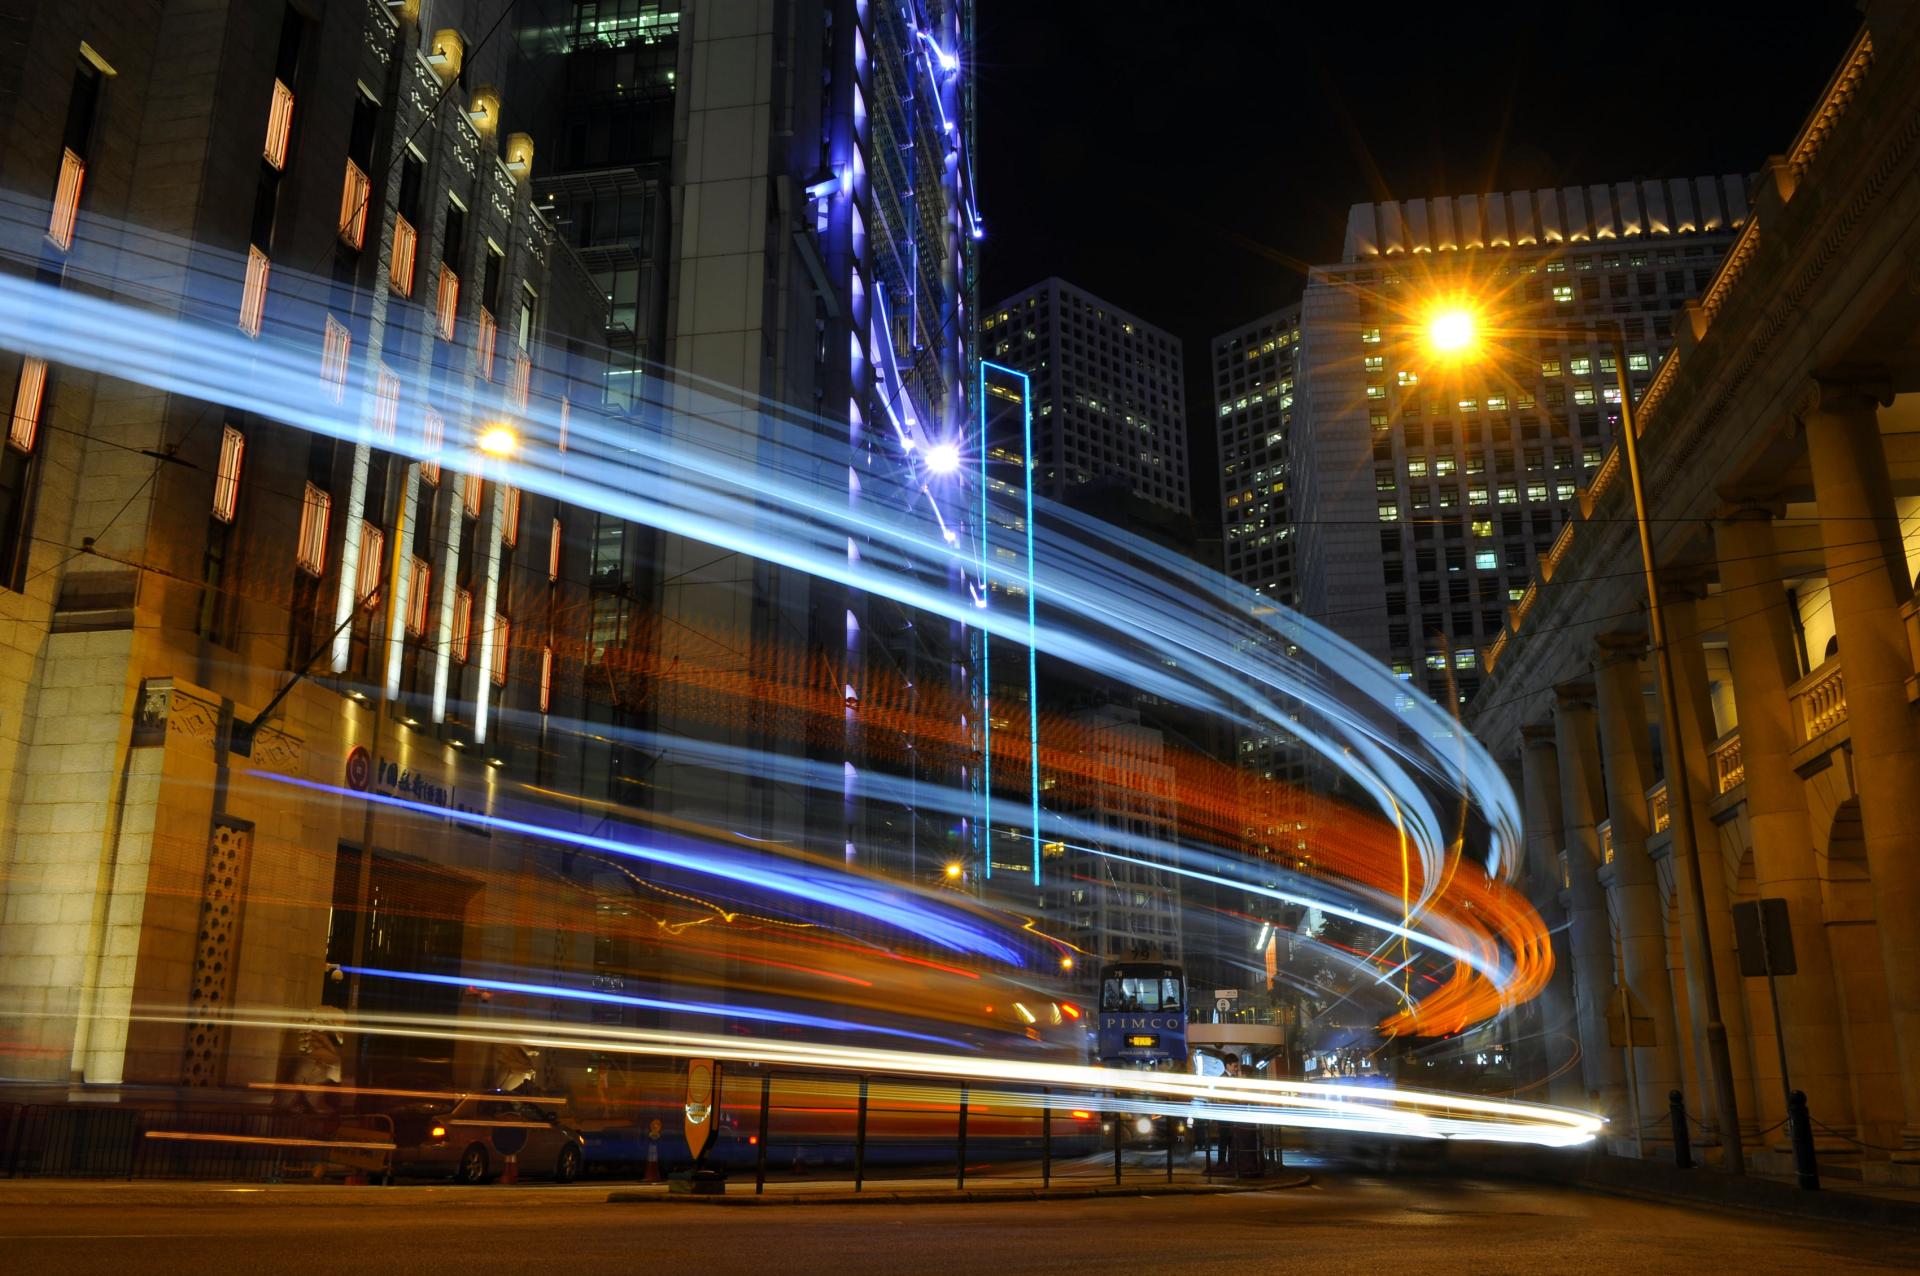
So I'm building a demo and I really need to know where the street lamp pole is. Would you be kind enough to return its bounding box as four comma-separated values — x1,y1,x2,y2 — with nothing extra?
1602,318,1744,1173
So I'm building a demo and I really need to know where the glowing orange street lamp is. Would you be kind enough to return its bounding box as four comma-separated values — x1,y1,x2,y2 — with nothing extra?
477,422,518,458
1415,297,1746,1174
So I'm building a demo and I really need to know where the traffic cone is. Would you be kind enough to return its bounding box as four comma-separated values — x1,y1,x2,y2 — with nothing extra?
644,1141,661,1182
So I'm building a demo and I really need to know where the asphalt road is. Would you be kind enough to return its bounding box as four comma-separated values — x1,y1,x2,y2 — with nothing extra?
1,1175,1912,1275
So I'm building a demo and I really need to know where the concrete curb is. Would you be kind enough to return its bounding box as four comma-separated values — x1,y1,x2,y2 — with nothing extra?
606,1175,1313,1206
0,1183,611,1208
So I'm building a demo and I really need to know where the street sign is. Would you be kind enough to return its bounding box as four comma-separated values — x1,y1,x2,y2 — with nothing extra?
1213,989,1239,1001
684,1058,718,1162
1732,898,1796,977
1215,998,1233,1014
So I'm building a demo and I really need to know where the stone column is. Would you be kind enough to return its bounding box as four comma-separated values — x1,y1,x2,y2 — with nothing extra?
1554,682,1628,1121
1592,633,1686,1130
1662,582,1760,1137
1800,378,1920,1146
1521,723,1581,1105
1714,502,1858,1132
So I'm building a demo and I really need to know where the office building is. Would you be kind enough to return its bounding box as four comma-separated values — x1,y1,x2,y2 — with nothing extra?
983,278,1188,515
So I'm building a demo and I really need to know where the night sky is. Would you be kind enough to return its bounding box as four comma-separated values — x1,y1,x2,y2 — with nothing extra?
974,1,1865,535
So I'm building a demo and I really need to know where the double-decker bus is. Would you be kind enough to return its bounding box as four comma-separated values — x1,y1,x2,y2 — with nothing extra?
1095,962,1187,1066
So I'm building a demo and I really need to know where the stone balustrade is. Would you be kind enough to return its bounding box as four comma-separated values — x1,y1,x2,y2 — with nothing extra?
1709,729,1745,794
1791,659,1848,741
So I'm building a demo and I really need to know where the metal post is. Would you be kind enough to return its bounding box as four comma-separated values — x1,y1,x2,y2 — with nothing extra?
1614,918,1644,1159
1787,1090,1820,1191
1165,1118,1173,1182
956,1083,968,1189
854,1076,869,1193
1610,321,1743,1174
1040,1088,1051,1189
1757,905,1799,1132
755,1074,770,1195
1669,1090,1693,1170
1112,1114,1122,1186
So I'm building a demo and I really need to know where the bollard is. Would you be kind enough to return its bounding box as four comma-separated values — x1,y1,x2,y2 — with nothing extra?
1787,1090,1820,1191
755,1076,771,1196
956,1083,968,1190
1041,1087,1051,1189
1112,1115,1123,1186
854,1076,869,1193
1668,1090,1692,1170
1166,1119,1173,1183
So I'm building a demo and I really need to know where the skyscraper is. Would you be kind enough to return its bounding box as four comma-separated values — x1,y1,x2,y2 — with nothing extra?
1214,305,1302,605
1282,179,1750,707
983,278,1188,515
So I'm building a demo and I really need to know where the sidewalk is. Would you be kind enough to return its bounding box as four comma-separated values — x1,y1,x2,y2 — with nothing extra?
0,1172,1312,1209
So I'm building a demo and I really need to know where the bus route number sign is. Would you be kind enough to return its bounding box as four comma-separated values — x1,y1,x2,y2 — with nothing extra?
1126,1034,1158,1049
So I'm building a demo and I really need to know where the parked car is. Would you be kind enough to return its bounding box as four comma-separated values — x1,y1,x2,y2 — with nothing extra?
390,1096,585,1184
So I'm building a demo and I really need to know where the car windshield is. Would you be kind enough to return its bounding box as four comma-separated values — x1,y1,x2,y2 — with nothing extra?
1100,974,1182,1012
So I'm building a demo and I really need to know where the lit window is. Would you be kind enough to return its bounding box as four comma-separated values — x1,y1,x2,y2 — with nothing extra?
463,473,483,519
1515,390,1536,409
490,615,510,686
1497,486,1519,503
501,485,520,546
1540,360,1561,377
1486,395,1507,411
1509,587,1526,602
452,589,473,662
509,351,531,408
1545,261,1567,273
436,264,459,340
1458,398,1478,414
356,520,385,606
372,365,400,440
1407,457,1428,478
1375,469,1396,491
10,357,47,453
1471,519,1494,538
296,482,330,575
1557,482,1577,500
1468,487,1488,506
476,307,497,381
263,79,294,170
1360,327,1381,344
405,556,431,635
1475,550,1497,570
239,246,270,338
1377,503,1398,522
320,315,351,402
1363,355,1384,372
1598,355,1617,374
539,646,554,713
1583,446,1603,467
1573,387,1596,406
212,424,244,522
1570,357,1591,376
1602,386,1621,403
1526,483,1548,502
1552,285,1574,303
557,399,570,453
1434,457,1456,477
1628,352,1650,372
339,160,370,250
1455,649,1477,669
548,518,562,581
421,409,444,485
48,148,85,251
391,215,418,297
1365,384,1385,400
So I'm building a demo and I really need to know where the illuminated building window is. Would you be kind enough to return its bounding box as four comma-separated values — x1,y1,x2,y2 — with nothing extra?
1471,519,1494,538
338,160,370,250
1455,649,1477,669
463,474,483,519
421,409,443,485
1526,483,1548,502
509,351,531,408
452,588,473,662
490,615,510,686
9,357,47,454
1364,384,1385,400
1362,355,1384,372
371,365,400,441
1407,457,1427,478
1557,482,1577,500
1570,357,1591,376
263,79,294,170
1376,503,1398,522
1434,457,1456,477
501,485,520,546
1629,352,1651,372
1573,387,1596,406
548,517,561,580
1486,394,1507,411
1515,390,1537,409
1468,487,1488,506
356,520,384,606
1475,550,1497,570
436,263,459,340
1360,326,1381,344
1541,359,1561,377
476,306,497,380
1552,284,1574,303
212,423,244,522
320,315,350,402
390,215,418,296
296,481,330,575
239,246,269,337
539,646,553,713
48,148,85,251
405,556,431,635
1457,398,1478,415
557,398,570,452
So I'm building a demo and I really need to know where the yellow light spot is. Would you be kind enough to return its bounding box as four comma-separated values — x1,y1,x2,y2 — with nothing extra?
1428,308,1477,355
477,423,517,457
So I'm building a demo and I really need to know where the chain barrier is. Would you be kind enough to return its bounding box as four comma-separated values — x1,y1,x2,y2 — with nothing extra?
1811,1117,1910,1153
